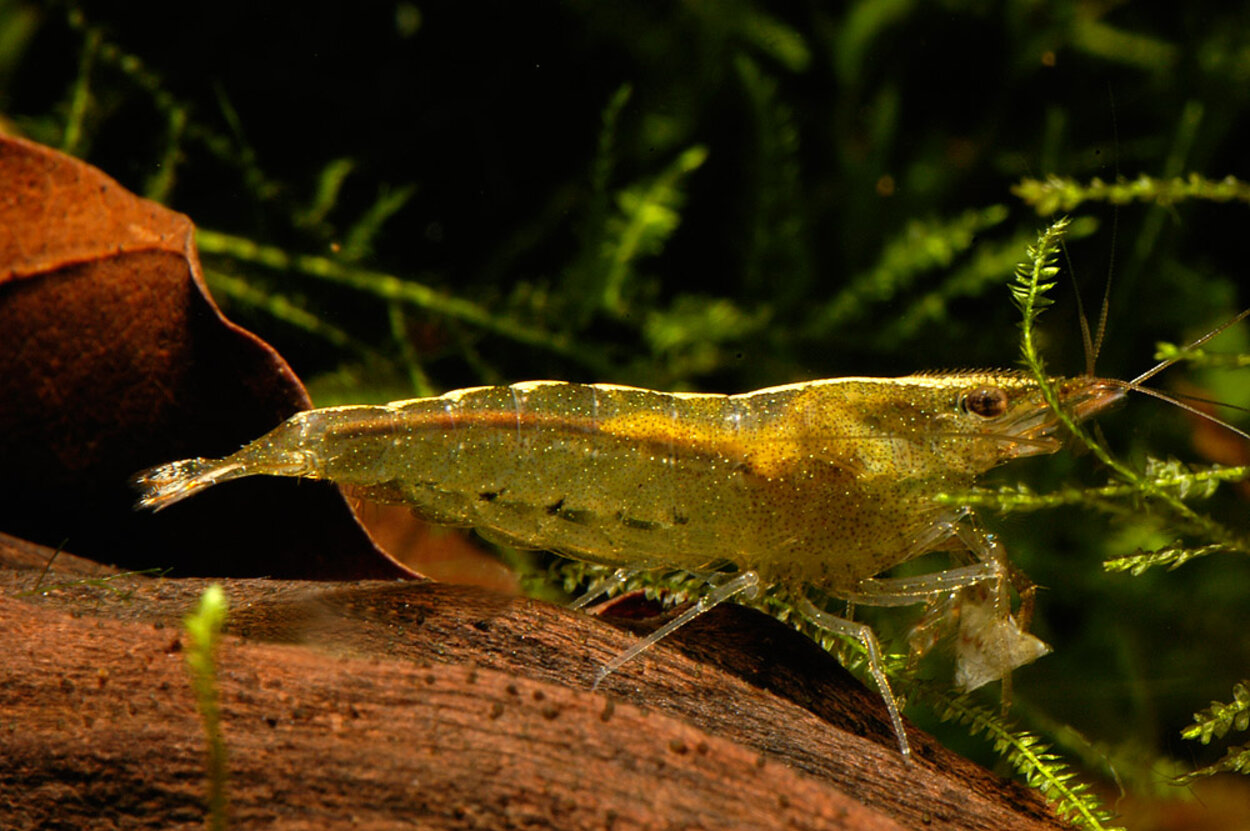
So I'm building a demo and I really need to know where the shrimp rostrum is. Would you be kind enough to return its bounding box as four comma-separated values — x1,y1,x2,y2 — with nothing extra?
134,372,1124,757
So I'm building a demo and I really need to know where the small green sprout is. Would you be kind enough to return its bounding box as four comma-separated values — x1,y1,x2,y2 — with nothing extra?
184,584,229,831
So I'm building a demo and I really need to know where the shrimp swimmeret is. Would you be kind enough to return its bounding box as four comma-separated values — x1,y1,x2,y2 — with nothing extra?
134,371,1133,757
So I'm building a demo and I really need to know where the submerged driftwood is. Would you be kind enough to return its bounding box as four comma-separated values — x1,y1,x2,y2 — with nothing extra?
0,533,1074,830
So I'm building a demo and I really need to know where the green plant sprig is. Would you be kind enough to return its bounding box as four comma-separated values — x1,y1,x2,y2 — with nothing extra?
1014,173,1250,215
926,691,1124,831
202,268,370,356
62,9,268,205
936,463,1250,514
1175,681,1250,783
1152,342,1250,370
185,584,230,831
808,204,1011,335
1175,742,1250,781
1104,543,1242,576
1010,219,1245,551
195,229,614,375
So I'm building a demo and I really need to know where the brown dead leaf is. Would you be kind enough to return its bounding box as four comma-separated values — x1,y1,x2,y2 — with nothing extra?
0,134,410,579
351,501,519,593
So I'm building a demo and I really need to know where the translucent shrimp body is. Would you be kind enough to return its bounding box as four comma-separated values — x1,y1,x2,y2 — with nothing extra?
134,372,1124,756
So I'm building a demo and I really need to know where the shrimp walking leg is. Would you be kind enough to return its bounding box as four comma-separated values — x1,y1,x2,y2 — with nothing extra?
951,523,1041,630
843,517,1026,617
829,517,1048,698
570,568,632,610
591,570,761,688
845,561,1002,605
837,514,1006,606
795,597,911,758
844,520,1050,693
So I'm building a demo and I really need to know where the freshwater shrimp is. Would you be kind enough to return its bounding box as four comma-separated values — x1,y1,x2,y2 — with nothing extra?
134,371,1129,757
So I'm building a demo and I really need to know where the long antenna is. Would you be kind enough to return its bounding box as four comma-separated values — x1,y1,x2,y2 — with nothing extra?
1090,82,1121,376
1130,307,1250,387
1101,378,1250,443
1064,238,1097,377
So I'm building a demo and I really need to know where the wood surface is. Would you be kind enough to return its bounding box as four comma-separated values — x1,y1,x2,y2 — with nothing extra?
0,532,1075,831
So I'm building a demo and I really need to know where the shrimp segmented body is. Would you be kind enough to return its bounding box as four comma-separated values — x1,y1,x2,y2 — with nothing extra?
134,372,1124,756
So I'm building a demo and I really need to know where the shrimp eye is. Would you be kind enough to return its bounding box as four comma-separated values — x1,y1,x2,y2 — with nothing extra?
961,386,1009,418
